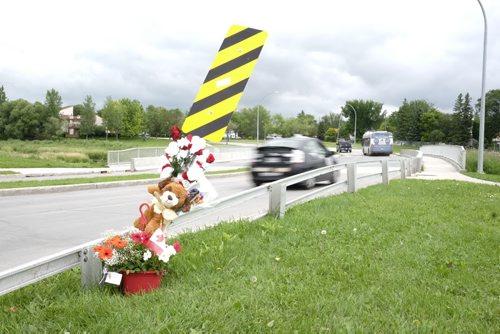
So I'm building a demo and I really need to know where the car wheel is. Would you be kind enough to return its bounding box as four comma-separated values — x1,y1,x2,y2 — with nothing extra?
301,177,316,189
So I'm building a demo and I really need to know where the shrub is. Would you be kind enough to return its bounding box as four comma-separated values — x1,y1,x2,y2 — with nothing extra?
88,151,107,163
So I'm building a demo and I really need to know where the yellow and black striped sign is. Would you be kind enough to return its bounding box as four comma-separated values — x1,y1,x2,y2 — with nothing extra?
182,25,268,142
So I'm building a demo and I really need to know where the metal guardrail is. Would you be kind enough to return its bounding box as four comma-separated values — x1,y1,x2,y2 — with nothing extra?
0,156,420,296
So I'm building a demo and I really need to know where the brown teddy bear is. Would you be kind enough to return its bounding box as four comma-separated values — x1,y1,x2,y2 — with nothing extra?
133,178,191,235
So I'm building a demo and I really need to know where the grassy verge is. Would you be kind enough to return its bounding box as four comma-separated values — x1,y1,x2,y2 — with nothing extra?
466,149,500,175
462,171,500,183
0,169,250,189
1,180,498,332
0,138,172,168
0,171,17,175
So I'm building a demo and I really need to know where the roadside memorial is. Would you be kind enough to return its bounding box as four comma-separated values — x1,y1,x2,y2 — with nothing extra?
93,23,267,295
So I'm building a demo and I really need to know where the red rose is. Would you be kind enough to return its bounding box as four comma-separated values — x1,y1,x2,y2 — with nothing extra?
182,171,191,181
206,153,215,164
171,125,182,141
173,241,182,252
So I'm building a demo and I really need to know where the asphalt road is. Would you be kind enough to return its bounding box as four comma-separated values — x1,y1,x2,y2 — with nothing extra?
0,151,401,272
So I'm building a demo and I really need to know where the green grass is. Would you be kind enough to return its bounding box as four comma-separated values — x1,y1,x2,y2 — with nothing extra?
0,168,250,189
0,138,172,168
466,149,500,175
0,170,17,175
463,172,500,183
0,174,158,189
1,179,498,332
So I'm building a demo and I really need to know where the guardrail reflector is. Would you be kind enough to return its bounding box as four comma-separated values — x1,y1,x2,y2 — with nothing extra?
182,25,268,142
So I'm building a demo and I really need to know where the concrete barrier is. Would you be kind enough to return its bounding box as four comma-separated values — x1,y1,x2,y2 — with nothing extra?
400,149,423,174
420,145,466,171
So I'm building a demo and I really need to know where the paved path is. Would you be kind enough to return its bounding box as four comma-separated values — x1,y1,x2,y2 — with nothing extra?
409,155,499,186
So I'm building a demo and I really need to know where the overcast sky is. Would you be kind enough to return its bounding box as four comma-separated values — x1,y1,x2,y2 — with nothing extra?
1,0,499,119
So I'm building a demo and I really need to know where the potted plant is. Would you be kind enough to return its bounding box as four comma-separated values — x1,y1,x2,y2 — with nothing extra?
94,229,181,295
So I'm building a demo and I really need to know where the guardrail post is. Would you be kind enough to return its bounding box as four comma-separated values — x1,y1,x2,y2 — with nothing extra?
80,246,103,287
347,163,357,193
408,158,413,175
382,160,389,185
400,160,406,179
269,183,286,218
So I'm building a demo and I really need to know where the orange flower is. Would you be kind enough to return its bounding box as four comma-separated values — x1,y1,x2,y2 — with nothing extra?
94,245,103,252
114,239,128,249
105,236,128,248
97,246,113,260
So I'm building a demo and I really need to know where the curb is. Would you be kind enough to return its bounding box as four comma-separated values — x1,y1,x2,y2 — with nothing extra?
0,171,249,197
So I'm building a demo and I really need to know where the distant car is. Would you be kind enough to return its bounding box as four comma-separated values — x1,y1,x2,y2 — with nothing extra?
251,136,337,188
336,140,352,153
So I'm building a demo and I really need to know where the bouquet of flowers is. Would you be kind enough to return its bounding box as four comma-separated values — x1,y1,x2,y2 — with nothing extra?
93,229,181,274
159,125,217,204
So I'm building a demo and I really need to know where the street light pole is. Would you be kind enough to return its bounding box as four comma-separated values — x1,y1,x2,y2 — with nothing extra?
336,114,342,143
256,91,278,146
477,0,488,174
346,103,357,144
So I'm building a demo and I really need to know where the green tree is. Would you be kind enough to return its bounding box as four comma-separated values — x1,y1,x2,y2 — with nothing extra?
0,99,41,140
101,97,124,140
393,99,433,142
44,89,63,117
0,85,7,105
119,98,144,137
451,93,474,146
280,111,317,138
324,127,338,142
80,95,96,139
317,112,340,140
420,109,444,142
145,105,182,137
476,89,500,147
341,100,384,141
232,106,271,139
42,88,63,138
269,113,286,136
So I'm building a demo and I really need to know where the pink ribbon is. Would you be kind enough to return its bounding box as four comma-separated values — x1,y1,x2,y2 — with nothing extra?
139,203,150,226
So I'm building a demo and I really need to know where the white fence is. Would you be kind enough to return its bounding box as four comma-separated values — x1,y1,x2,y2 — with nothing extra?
420,145,466,170
0,156,421,296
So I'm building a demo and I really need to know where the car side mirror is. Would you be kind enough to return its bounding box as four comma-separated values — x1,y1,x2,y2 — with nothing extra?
325,150,334,157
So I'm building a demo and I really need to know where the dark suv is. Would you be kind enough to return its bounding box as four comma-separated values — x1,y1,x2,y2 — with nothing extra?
336,140,352,153
251,136,337,188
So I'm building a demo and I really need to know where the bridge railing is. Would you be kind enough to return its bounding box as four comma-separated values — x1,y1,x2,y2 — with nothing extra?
0,156,421,296
420,145,466,170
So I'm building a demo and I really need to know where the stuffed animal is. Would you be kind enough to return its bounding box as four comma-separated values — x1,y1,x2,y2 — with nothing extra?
133,178,191,235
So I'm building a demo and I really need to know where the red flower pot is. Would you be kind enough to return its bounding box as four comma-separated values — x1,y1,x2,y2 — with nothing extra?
121,271,163,295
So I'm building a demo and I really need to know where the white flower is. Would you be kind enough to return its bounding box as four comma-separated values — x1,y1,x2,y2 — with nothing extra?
158,246,177,263
186,164,204,181
160,166,174,179
178,149,189,159
250,275,258,283
189,136,206,153
321,230,327,235
177,137,190,150
165,141,179,157
143,250,152,261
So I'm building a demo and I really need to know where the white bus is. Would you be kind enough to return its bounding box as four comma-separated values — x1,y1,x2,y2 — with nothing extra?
362,131,393,156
